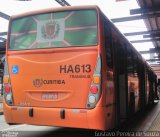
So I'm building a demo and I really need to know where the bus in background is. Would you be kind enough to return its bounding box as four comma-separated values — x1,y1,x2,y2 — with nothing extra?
3,5,158,130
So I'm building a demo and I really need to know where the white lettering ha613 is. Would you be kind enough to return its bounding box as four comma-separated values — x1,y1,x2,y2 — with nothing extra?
60,64,91,73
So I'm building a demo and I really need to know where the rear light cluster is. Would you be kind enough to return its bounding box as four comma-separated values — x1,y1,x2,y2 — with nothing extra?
86,54,101,109
3,58,14,106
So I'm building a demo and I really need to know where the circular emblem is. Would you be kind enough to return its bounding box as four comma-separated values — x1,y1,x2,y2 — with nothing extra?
33,79,43,88
41,21,60,39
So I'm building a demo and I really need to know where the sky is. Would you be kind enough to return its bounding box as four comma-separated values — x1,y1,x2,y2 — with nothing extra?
0,0,155,59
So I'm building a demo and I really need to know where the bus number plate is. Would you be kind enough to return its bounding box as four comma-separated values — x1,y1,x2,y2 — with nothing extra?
42,93,58,100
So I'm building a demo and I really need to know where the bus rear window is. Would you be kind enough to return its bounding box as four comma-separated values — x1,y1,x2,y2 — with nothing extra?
9,10,98,50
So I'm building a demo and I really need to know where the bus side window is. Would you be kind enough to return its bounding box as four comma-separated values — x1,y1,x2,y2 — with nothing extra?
127,47,134,75
104,22,113,69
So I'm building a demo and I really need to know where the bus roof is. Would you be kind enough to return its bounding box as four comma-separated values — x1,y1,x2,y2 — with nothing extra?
10,5,100,20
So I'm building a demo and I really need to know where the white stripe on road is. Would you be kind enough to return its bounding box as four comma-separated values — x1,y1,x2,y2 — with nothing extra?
0,124,26,132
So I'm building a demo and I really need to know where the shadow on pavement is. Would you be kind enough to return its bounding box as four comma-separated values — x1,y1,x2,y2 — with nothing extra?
38,128,96,137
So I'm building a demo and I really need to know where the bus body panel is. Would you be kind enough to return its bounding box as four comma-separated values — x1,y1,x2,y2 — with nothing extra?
7,47,98,109
3,5,158,131
3,101,107,130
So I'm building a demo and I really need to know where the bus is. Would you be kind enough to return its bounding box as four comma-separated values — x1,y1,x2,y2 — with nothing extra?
3,5,158,130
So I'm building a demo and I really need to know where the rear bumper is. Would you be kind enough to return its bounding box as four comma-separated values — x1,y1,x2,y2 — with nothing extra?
3,102,106,130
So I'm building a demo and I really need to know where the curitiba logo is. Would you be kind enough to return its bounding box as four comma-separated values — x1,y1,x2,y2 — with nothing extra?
33,79,65,87
33,79,43,88
41,21,60,40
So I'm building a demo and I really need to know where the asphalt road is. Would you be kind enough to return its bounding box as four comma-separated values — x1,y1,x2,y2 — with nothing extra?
0,115,96,137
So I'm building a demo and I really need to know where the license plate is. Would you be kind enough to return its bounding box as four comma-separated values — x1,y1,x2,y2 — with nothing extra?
42,93,58,100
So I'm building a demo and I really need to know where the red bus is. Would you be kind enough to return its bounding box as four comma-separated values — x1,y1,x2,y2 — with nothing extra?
3,5,158,130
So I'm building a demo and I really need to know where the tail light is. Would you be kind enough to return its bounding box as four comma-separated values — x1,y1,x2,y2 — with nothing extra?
3,58,14,106
90,86,98,94
86,54,101,109
4,85,11,93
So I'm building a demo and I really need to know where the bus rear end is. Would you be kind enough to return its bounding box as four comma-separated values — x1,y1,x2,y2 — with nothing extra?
3,6,105,130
